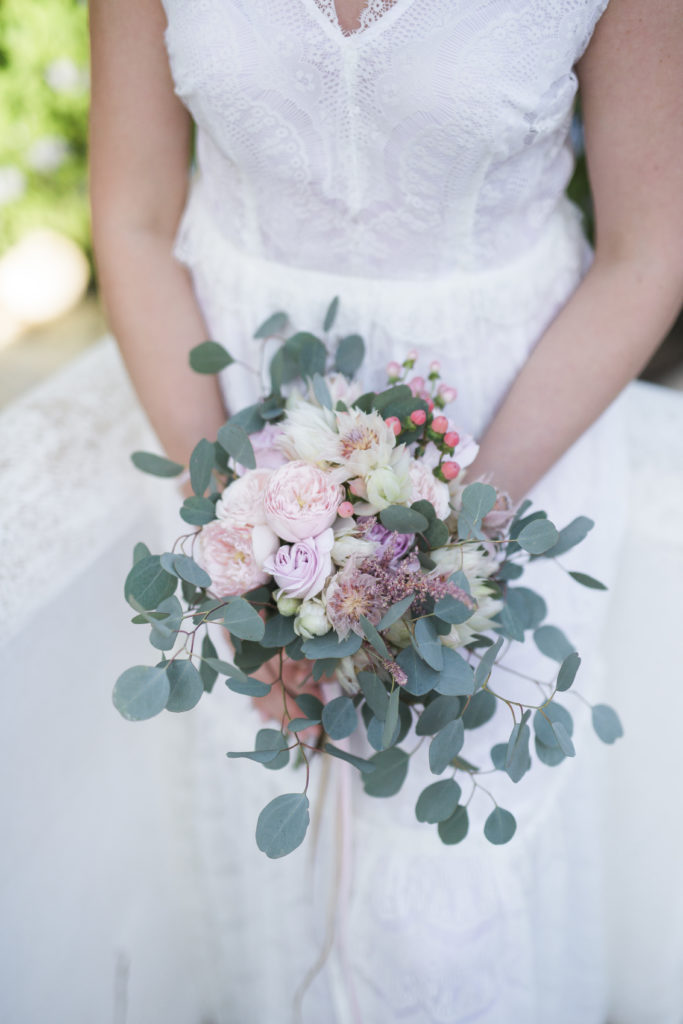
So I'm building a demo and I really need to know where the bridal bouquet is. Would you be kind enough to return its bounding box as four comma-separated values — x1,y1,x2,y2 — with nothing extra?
115,298,622,858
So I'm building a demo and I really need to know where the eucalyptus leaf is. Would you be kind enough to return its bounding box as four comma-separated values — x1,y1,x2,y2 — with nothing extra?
189,340,234,373
411,499,436,522
438,805,469,845
312,373,333,410
552,720,576,757
222,598,266,641
160,553,211,589
323,296,339,332
204,656,247,681
568,571,608,591
415,696,462,736
113,666,170,721
397,645,440,696
415,779,462,824
189,438,215,496
357,671,390,721
544,516,594,558
414,617,444,671
295,694,324,722
483,807,517,845
381,687,400,750
504,721,532,783
377,594,415,630
517,519,559,555
461,689,497,730
533,625,575,663
360,615,388,659
217,422,256,469
287,717,319,733
133,542,151,565
165,659,204,713
557,651,581,692
434,648,475,696
321,696,358,740
149,595,183,651
362,748,409,797
334,334,365,378
200,633,219,692
434,593,476,625
324,743,376,774
254,311,289,339
379,505,429,534
473,637,504,690
225,676,271,697
255,793,310,858
124,556,177,611
367,712,399,752
422,519,449,549
261,614,297,648
592,704,624,744
457,482,496,540
180,496,216,526
302,631,362,659
429,719,465,774
256,728,290,771
130,451,184,478
490,743,507,770
533,703,574,748
228,404,266,433
534,737,566,766
505,587,547,631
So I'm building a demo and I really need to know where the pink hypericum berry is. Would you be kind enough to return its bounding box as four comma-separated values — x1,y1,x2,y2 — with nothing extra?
404,349,418,363
386,361,402,380
429,360,441,374
444,430,460,448
441,461,460,481
410,409,427,426
385,415,402,436
432,415,448,434
338,501,355,518
408,376,425,395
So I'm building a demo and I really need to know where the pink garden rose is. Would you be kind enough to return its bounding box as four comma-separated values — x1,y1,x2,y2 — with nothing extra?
216,468,272,526
408,459,451,520
263,460,343,542
263,528,334,599
195,519,278,597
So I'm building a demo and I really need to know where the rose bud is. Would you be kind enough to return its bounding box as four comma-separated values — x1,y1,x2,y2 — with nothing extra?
410,409,427,426
429,360,440,374
386,360,402,382
431,415,448,434
444,430,460,449
408,375,425,396
403,349,418,368
437,384,457,404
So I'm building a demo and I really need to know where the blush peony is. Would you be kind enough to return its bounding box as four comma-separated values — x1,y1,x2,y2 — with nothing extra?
408,459,451,520
195,519,276,596
263,461,343,542
216,468,273,526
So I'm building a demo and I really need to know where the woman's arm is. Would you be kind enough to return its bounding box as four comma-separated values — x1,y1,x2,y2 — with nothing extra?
469,0,683,502
89,0,228,466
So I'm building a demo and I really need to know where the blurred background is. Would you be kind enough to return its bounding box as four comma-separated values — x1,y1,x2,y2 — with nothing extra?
0,0,682,408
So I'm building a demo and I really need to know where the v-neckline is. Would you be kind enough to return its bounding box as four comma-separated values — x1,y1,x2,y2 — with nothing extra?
303,0,411,46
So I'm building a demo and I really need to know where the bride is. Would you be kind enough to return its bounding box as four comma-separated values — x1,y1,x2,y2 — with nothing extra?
88,1,683,1022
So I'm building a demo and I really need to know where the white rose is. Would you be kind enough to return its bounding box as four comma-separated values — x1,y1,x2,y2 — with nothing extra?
408,460,451,520
331,533,377,566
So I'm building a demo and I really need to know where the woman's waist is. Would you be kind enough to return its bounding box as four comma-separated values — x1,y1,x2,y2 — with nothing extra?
173,185,591,312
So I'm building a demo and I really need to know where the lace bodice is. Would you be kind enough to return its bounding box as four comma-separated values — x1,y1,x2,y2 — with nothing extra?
161,0,608,279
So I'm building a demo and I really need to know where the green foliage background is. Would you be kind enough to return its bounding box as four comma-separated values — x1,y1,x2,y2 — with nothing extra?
0,0,90,261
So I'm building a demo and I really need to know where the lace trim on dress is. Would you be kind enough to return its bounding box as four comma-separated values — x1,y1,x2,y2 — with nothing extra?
312,0,399,35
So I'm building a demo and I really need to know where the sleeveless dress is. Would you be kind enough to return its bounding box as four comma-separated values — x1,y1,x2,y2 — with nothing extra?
159,2,628,1021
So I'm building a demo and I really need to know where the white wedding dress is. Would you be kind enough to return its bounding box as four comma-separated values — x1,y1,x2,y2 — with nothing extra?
144,1,668,1021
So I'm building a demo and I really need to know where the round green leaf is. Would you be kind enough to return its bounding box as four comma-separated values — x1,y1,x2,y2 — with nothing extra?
379,505,430,534
429,719,465,775
435,649,475,696
557,651,581,692
255,793,310,858
124,556,178,611
505,587,547,631
334,334,365,378
189,340,234,373
256,728,290,770
321,696,358,740
130,451,184,478
461,689,497,730
415,779,462,823
254,311,289,339
222,598,266,641
165,659,204,712
438,805,469,845
533,625,575,663
533,703,574,748
362,748,409,798
217,422,256,469
180,497,216,526
149,595,183,651
113,666,170,721
535,736,566,767
160,553,211,589
225,676,271,697
517,519,559,555
592,704,624,744
545,516,594,558
397,645,440,696
415,696,462,736
484,807,517,845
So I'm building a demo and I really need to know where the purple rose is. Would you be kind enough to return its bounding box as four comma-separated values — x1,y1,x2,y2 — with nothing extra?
263,528,334,599
364,520,414,562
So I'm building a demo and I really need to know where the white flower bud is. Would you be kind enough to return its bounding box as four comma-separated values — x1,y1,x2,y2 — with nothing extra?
275,590,302,617
293,598,331,639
